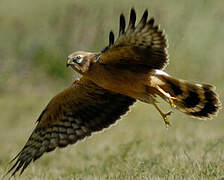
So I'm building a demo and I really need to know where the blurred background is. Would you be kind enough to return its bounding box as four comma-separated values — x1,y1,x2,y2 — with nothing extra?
0,0,224,179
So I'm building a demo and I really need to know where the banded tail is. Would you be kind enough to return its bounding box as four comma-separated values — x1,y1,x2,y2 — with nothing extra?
153,70,221,119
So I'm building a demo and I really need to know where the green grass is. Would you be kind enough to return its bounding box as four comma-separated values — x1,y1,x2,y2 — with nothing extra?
0,0,224,179
0,83,224,179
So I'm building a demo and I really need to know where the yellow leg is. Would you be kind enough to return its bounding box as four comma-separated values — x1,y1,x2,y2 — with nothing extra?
168,97,177,108
156,85,177,108
153,103,172,128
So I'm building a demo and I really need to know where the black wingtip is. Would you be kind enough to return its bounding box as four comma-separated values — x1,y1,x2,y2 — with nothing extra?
128,8,136,30
130,7,135,12
130,8,136,18
8,151,22,165
6,158,32,178
154,25,159,31
19,160,31,176
119,14,126,36
6,159,20,177
136,9,148,29
148,18,155,26
109,31,114,46
143,9,148,19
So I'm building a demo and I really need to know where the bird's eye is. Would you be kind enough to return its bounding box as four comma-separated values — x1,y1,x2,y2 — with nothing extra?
76,55,82,63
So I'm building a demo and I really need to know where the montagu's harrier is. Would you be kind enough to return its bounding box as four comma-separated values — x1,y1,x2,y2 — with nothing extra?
8,8,221,176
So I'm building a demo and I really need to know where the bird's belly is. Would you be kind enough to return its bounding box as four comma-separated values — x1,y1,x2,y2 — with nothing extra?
87,64,152,100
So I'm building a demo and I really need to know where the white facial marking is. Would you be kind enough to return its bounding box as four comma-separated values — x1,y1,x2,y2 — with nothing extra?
76,55,84,63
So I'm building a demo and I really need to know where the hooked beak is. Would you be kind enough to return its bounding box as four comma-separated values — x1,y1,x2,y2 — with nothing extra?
66,58,75,67
66,57,81,71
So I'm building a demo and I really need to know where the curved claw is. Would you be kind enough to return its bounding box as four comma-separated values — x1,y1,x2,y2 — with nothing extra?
155,85,177,108
153,103,173,129
163,111,173,128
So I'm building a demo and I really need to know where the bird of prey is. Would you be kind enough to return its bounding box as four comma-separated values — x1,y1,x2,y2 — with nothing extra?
8,8,221,176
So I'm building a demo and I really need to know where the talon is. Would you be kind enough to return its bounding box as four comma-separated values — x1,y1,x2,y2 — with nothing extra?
155,85,177,108
153,103,173,129
162,111,172,128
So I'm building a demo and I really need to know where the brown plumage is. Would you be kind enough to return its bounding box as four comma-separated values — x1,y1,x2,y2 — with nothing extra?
8,8,221,176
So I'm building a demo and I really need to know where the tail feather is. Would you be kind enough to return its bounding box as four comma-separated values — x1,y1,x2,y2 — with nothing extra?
155,72,221,119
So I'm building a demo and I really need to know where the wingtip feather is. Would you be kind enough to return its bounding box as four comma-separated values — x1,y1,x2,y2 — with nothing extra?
135,9,148,30
127,8,136,31
109,31,114,46
119,14,126,36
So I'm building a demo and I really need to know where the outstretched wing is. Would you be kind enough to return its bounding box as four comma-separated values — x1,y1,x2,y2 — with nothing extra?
8,78,135,176
100,8,168,70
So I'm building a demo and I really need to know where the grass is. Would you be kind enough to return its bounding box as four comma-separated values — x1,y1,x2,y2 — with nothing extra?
0,0,224,179
0,81,224,179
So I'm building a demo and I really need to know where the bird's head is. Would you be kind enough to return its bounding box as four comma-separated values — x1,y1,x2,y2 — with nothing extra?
66,51,100,74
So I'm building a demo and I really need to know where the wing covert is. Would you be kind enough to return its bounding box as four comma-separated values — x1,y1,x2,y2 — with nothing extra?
8,78,135,176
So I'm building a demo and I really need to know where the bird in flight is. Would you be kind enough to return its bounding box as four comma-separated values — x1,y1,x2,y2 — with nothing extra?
8,8,221,176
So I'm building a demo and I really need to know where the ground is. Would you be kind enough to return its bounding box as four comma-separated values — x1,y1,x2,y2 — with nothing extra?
0,79,224,179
